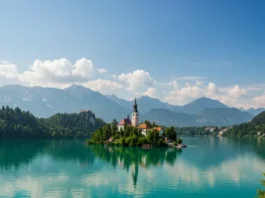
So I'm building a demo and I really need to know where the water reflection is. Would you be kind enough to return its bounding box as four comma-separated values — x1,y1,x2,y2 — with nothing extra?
0,138,264,198
90,145,182,187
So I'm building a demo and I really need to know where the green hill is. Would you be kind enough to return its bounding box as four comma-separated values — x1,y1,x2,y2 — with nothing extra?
0,106,105,139
251,111,265,125
224,111,265,137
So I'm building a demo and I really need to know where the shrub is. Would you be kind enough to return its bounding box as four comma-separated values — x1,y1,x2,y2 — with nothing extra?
158,139,167,147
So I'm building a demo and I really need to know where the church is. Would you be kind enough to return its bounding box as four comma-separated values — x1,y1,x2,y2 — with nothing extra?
118,98,139,131
117,98,163,137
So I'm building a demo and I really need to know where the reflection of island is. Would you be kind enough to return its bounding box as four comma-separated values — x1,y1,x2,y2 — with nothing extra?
1,139,265,197
90,145,182,188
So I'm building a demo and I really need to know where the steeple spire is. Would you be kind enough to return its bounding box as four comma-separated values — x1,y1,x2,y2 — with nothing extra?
133,98,138,113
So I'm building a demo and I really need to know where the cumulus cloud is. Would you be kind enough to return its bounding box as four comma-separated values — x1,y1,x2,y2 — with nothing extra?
1,58,265,108
0,61,18,79
18,58,102,86
117,70,155,91
227,85,246,99
82,79,122,94
143,87,157,98
253,94,265,108
206,82,220,98
165,82,204,105
165,81,249,107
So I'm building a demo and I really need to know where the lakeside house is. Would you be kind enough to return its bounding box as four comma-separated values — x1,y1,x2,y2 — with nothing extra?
205,127,215,133
218,128,229,136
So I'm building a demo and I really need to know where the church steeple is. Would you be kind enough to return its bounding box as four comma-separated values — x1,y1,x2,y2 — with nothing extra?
132,98,139,127
133,98,138,113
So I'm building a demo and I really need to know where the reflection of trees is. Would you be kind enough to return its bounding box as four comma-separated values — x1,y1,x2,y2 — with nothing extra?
0,140,47,170
43,140,96,165
91,145,182,188
0,140,96,171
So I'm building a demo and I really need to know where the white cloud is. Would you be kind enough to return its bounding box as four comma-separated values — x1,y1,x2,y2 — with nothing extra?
227,85,246,99
96,68,108,73
118,70,155,91
1,58,265,108
18,58,98,86
164,81,250,108
143,87,156,98
253,94,265,108
81,79,122,94
0,61,18,79
206,82,220,98
165,82,204,105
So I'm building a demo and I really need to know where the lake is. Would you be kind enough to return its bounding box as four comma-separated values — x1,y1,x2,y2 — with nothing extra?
0,137,265,198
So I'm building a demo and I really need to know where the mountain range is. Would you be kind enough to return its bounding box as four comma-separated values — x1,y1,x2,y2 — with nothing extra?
0,85,261,127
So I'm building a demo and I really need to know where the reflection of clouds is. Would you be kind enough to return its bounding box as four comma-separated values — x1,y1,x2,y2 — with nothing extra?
0,149,265,197
0,174,69,198
164,155,265,188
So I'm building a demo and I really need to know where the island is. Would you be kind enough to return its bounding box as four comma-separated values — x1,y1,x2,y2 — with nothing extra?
86,99,184,148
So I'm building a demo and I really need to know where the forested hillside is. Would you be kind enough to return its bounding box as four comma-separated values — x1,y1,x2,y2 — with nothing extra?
224,111,265,137
251,111,265,125
0,106,105,139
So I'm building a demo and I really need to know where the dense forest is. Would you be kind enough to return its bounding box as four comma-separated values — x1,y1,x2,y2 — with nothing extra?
224,111,265,138
0,106,105,139
176,126,218,136
175,111,265,138
87,120,182,147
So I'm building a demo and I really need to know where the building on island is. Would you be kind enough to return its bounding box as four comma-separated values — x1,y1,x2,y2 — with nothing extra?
152,127,164,137
138,123,151,136
117,98,163,137
118,98,139,131
131,98,139,127
118,115,131,131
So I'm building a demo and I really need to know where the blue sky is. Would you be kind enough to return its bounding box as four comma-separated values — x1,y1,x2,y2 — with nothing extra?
0,0,265,108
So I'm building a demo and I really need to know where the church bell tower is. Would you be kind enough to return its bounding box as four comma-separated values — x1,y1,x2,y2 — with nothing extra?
132,98,139,127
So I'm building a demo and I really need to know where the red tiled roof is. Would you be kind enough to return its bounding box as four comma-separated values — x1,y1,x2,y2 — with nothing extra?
118,118,131,125
138,123,151,129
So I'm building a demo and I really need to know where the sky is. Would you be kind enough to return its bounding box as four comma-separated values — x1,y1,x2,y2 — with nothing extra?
0,0,265,109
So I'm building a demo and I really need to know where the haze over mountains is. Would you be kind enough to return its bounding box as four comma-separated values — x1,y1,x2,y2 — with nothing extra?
0,85,261,127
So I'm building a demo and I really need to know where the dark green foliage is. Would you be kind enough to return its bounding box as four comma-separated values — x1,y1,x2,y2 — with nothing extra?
252,112,265,125
176,138,183,145
165,126,177,141
223,111,265,137
256,173,265,198
0,106,105,139
89,122,182,147
224,123,262,137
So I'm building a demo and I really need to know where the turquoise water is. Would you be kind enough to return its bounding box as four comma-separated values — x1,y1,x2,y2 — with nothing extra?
0,138,265,198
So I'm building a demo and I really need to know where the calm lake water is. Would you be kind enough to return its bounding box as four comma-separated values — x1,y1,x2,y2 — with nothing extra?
0,137,265,198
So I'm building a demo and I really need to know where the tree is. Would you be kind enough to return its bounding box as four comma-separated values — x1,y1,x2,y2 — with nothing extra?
0,106,105,139
144,120,152,128
111,119,118,130
257,173,265,198
165,126,177,141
